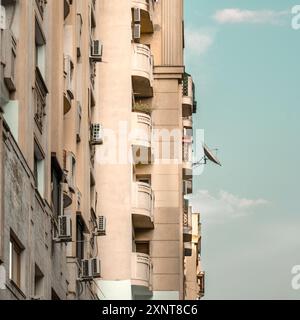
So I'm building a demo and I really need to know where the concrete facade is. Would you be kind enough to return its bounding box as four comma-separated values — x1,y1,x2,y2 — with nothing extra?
0,0,101,300
0,0,204,300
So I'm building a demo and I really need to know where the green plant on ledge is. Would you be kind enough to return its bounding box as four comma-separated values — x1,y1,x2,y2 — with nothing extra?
133,101,152,115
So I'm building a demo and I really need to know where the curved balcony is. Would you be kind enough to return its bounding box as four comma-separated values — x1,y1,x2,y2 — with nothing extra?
131,252,153,292
132,182,154,229
132,0,154,33
184,242,192,257
182,75,194,117
132,43,153,98
132,112,152,164
183,138,193,180
183,117,193,129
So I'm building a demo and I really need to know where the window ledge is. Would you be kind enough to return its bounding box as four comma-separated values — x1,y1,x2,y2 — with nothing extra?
6,280,26,300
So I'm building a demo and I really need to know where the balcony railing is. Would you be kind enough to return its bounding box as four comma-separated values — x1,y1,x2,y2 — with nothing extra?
132,0,154,33
132,43,153,98
183,116,193,129
131,112,152,164
184,242,192,257
132,182,154,229
131,252,153,291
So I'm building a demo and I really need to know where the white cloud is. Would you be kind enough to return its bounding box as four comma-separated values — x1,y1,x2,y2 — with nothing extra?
185,28,216,56
213,8,288,24
190,190,269,223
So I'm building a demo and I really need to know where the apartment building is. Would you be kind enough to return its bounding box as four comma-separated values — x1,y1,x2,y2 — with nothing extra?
0,0,103,300
0,0,205,300
94,0,204,300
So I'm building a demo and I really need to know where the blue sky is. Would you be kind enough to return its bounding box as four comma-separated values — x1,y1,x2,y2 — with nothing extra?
185,0,300,299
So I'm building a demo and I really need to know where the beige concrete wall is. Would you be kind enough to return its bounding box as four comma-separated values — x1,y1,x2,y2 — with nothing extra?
95,0,133,281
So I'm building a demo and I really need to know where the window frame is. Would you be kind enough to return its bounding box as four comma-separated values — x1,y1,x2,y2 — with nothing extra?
9,234,24,290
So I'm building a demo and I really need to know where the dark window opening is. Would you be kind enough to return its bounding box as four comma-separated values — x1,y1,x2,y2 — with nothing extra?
76,215,84,261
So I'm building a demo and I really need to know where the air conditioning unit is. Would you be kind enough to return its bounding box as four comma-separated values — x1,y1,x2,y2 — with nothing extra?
91,123,103,145
81,259,92,280
90,258,101,278
133,7,141,23
57,215,72,242
96,216,106,236
80,258,101,280
133,24,141,41
90,40,103,62
3,29,17,92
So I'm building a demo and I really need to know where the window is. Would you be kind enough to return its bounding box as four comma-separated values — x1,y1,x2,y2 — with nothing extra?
51,164,62,219
9,235,24,289
71,155,76,190
136,175,151,185
34,264,44,298
34,19,48,131
76,13,83,57
76,102,82,143
136,241,150,255
51,288,60,300
76,216,84,261
34,140,45,197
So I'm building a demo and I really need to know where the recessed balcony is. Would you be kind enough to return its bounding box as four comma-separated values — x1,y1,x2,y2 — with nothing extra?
131,112,152,164
132,0,154,34
61,182,72,208
183,180,193,195
132,182,154,229
184,242,192,257
183,202,192,243
63,55,74,115
182,74,194,117
183,137,193,180
131,252,153,292
132,43,153,98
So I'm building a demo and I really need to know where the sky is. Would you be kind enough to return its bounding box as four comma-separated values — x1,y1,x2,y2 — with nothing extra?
185,0,300,299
